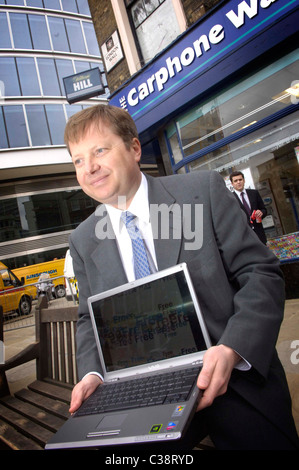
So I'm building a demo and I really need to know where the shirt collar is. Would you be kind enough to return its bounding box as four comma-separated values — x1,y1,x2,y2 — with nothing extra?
235,188,247,195
105,173,149,235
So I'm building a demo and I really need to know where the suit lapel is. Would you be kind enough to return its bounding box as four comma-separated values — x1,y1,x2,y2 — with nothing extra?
90,208,127,291
246,189,255,209
146,175,183,270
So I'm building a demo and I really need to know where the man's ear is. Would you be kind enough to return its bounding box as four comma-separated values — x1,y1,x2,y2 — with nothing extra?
131,137,142,163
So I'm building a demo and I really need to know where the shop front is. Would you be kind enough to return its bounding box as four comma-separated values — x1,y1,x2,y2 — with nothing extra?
110,0,299,295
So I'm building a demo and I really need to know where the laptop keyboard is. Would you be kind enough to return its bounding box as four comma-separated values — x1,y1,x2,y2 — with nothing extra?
75,366,200,417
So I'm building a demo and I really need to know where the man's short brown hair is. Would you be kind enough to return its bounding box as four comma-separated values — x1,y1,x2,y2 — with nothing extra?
64,104,139,154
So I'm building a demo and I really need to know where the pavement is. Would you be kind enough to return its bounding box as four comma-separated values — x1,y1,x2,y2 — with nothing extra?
3,299,299,436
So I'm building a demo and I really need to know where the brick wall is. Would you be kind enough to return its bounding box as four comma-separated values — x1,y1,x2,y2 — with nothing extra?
88,0,131,92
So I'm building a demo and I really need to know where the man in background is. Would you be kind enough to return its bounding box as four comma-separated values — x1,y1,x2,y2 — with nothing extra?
230,171,267,244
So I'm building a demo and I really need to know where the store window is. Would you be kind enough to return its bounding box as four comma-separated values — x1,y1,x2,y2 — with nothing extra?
165,50,299,245
126,0,180,65
168,52,298,163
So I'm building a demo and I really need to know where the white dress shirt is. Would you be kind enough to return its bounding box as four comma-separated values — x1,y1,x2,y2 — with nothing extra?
234,188,251,209
105,173,158,281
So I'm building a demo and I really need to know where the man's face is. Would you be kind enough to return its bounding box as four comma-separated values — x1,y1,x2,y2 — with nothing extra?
231,175,245,192
69,122,142,208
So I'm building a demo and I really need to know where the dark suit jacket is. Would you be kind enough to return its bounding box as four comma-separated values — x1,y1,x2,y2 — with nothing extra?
233,189,267,244
69,170,297,446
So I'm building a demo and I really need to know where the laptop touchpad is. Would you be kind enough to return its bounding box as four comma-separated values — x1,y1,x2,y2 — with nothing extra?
96,414,128,430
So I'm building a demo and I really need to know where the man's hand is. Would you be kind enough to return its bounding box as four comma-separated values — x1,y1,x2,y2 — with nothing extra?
255,209,263,220
69,374,102,414
196,345,240,411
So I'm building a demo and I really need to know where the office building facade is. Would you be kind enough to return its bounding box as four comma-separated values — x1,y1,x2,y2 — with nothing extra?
0,0,109,268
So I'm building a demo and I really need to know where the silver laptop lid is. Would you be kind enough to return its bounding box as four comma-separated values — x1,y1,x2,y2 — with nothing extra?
87,263,211,382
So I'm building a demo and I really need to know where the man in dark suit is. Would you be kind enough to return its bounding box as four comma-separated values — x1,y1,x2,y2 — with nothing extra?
65,105,298,450
230,171,267,244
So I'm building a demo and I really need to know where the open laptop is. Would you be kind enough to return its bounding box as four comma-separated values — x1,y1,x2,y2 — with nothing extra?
46,263,211,450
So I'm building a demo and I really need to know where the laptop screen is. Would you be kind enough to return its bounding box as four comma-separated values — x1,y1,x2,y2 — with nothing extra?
91,270,207,373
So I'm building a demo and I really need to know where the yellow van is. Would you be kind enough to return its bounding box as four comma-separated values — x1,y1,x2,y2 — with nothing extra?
12,258,66,299
0,262,36,316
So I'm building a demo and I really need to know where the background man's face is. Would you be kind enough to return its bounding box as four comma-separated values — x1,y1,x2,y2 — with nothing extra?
231,175,245,192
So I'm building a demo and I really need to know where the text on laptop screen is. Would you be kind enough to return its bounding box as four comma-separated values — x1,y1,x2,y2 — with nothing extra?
91,271,207,372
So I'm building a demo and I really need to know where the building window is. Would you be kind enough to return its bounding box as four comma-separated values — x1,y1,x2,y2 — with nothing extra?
43,0,61,10
0,55,105,100
48,16,70,52
82,21,101,56
45,104,66,145
26,105,51,146
27,0,44,7
6,0,23,6
10,13,32,49
2,105,29,148
61,0,78,14
28,14,51,50
127,0,180,64
37,58,61,96
16,57,40,95
77,0,91,16
4,0,90,13
65,18,86,53
0,104,80,149
0,57,21,96
0,108,9,149
1,11,101,56
55,58,75,92
0,12,11,48
0,188,98,243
